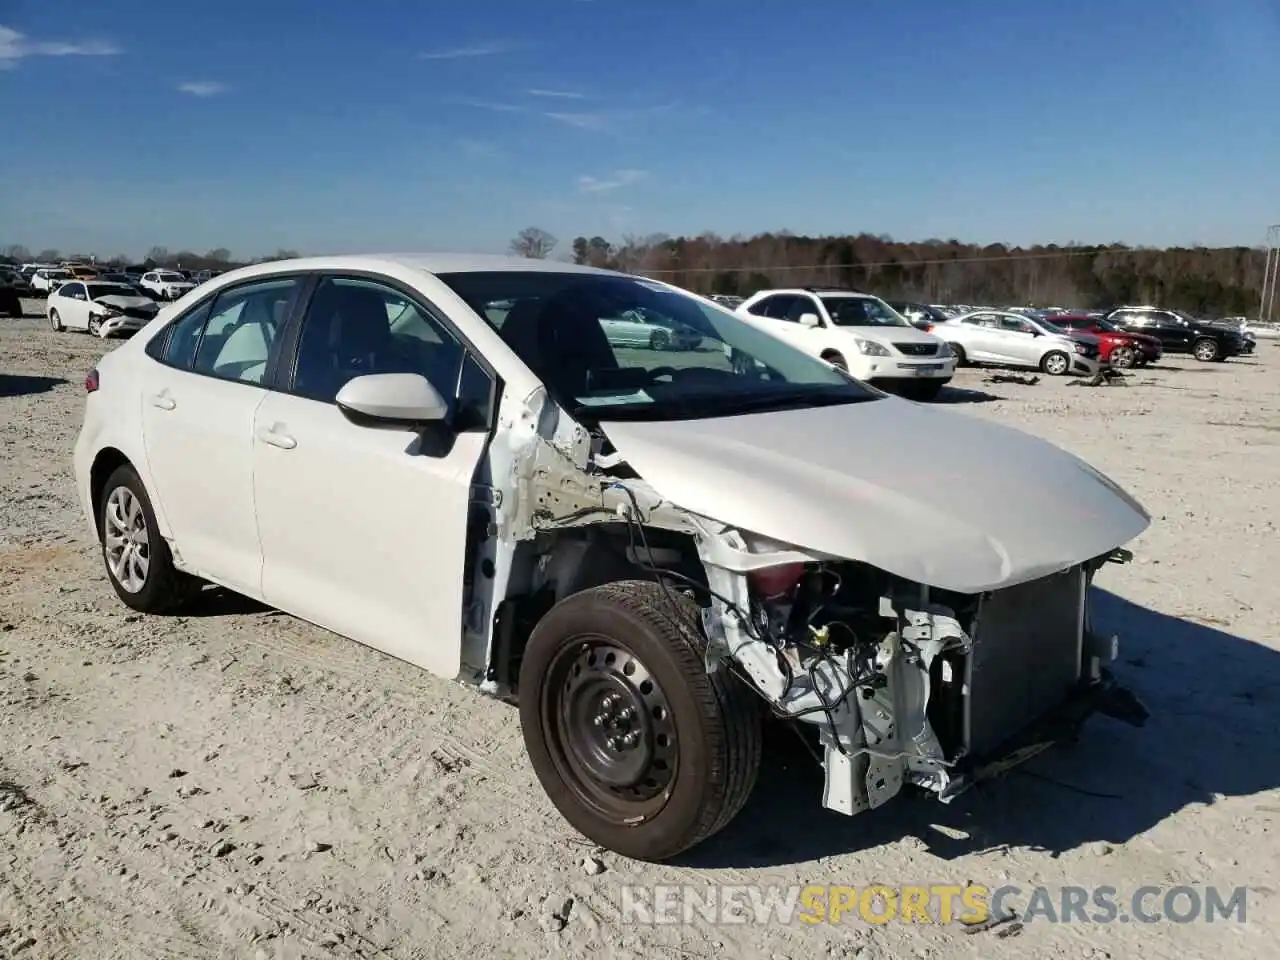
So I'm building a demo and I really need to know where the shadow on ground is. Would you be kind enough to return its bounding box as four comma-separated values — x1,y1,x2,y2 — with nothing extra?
0,375,67,398
680,588,1279,869
933,386,1003,404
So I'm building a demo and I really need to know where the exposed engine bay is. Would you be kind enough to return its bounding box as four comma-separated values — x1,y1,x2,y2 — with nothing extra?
462,387,1149,817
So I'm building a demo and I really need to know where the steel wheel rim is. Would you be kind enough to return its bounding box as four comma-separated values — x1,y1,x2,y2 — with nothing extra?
541,637,678,822
1045,353,1068,375
104,486,150,593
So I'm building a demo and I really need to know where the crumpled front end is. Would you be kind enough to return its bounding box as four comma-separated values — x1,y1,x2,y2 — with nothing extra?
692,525,1149,815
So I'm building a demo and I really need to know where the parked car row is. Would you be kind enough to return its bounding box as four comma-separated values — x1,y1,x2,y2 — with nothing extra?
9,261,222,304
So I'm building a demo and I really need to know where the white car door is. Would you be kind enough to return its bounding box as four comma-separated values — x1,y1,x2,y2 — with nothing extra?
250,275,490,679
51,284,86,329
139,276,304,595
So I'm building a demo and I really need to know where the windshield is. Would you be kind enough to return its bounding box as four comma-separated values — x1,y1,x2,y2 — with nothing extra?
87,283,137,300
157,272,185,281
435,271,883,421
821,296,910,327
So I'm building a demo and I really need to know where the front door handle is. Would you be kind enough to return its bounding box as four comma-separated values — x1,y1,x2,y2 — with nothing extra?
256,426,297,450
150,393,176,411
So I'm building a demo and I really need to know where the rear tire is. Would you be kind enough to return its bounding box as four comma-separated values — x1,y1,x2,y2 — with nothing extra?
98,464,202,613
649,329,670,351
518,581,763,862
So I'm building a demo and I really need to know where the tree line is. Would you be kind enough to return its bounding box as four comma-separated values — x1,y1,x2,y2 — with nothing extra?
9,227,1270,317
511,228,1267,317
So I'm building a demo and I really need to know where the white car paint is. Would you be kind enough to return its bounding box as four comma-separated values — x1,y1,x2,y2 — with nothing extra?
47,281,159,337
735,288,956,384
139,270,196,301
30,268,74,294
73,253,1150,857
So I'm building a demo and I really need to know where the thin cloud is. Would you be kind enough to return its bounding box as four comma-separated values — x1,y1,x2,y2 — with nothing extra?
444,96,527,113
0,24,120,68
546,100,680,133
578,169,647,193
177,81,228,97
419,41,518,60
526,88,586,99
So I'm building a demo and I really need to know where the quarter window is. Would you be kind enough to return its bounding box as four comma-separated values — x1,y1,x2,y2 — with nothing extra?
159,300,213,368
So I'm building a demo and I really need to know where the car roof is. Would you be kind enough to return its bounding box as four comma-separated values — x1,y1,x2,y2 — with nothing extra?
247,253,620,278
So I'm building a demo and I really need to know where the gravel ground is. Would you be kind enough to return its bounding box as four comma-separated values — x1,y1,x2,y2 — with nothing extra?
2,300,1278,959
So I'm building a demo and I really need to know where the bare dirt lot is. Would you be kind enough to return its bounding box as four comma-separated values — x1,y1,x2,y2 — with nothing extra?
2,302,1278,959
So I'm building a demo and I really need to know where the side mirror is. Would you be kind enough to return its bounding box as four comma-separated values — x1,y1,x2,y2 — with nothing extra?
336,373,448,428
798,312,821,327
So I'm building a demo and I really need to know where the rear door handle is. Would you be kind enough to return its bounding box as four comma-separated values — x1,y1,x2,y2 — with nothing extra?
256,426,297,450
150,394,176,411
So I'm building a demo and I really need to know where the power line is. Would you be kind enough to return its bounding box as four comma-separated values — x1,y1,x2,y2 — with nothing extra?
631,247,1152,276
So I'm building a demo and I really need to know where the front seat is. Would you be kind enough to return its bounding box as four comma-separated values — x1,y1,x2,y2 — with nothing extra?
533,292,619,397
296,282,400,399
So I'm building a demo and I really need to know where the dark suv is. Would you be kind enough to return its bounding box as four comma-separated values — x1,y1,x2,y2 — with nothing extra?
1101,306,1245,362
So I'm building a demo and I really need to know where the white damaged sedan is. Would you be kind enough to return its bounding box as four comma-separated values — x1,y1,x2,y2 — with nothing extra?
48,280,160,337
72,254,1151,861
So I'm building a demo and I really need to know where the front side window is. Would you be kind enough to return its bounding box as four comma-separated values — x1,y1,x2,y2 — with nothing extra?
999,315,1035,334
60,282,86,300
436,271,881,422
291,277,489,426
192,277,300,384
821,296,910,327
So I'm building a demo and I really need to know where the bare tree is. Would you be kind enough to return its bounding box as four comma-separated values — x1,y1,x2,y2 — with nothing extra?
205,248,232,263
37,249,60,262
4,245,31,262
146,246,170,265
510,227,557,259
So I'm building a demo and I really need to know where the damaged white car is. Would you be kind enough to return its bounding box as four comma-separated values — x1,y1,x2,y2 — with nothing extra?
72,254,1151,862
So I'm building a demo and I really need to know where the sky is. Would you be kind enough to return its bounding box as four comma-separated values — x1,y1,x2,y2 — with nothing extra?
2,0,1279,260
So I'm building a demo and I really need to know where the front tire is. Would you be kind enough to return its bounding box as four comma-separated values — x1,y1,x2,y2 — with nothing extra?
1193,338,1219,362
99,464,201,613
1041,350,1070,376
88,315,102,337
1109,345,1136,369
649,329,670,351
518,581,762,862
821,351,848,371
49,309,63,332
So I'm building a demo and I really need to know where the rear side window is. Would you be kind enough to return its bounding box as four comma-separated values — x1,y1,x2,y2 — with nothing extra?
192,277,301,385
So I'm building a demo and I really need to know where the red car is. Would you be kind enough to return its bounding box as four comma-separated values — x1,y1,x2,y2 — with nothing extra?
1050,315,1162,368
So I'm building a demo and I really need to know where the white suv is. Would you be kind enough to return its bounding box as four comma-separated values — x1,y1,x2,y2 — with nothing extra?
735,288,956,400
140,270,196,301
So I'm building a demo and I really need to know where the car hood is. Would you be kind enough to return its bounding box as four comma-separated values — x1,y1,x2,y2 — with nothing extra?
599,397,1150,594
95,295,157,311
833,324,940,346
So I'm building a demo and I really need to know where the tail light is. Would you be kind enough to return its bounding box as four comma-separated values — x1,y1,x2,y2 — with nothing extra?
923,322,935,332
85,368,99,393
746,562,806,599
